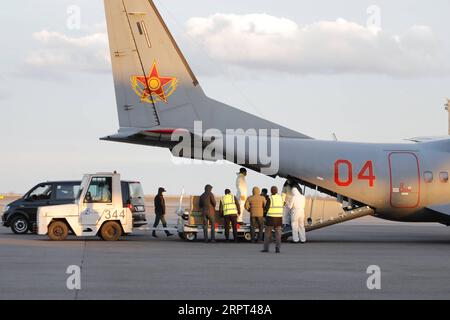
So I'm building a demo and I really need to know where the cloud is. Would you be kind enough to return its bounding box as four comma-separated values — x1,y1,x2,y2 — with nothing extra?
0,76,10,100
25,29,110,74
187,13,450,77
0,90,8,100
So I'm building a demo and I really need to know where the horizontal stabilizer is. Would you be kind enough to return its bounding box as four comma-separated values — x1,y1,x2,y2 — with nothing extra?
104,0,311,139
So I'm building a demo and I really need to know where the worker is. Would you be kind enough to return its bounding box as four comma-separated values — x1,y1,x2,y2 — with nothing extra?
220,189,241,242
282,180,294,227
245,187,266,243
199,184,217,243
287,187,307,243
152,187,173,238
261,188,270,216
262,186,284,253
236,168,248,224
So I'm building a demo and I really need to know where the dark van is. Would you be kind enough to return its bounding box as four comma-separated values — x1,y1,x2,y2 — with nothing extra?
2,180,147,234
121,181,147,228
2,181,81,234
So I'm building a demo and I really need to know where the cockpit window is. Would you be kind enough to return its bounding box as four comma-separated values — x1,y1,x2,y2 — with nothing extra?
84,177,112,203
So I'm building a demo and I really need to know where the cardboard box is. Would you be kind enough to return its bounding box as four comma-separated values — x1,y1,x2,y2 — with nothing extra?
189,196,225,226
189,211,204,226
215,211,224,226
188,210,225,226
191,196,201,212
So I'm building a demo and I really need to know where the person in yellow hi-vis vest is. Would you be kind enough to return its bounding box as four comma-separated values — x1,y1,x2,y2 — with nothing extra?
262,186,284,253
220,189,241,242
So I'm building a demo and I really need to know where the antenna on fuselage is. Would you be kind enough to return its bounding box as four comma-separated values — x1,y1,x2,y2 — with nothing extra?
445,99,450,135
331,133,338,141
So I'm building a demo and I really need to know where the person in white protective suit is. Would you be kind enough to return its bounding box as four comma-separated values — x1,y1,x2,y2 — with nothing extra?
236,168,248,223
287,187,307,243
282,181,293,227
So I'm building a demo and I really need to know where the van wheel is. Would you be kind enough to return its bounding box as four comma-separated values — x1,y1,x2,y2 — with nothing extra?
48,221,69,241
100,221,122,241
10,216,30,234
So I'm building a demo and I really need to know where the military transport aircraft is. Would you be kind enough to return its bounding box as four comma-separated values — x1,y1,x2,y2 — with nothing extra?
101,0,450,228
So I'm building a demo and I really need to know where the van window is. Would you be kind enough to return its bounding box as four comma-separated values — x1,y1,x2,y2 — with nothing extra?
55,183,80,200
85,177,112,203
27,184,52,201
129,182,144,200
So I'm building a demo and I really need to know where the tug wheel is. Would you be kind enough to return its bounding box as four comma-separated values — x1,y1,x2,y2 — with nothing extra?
100,221,122,241
48,221,69,241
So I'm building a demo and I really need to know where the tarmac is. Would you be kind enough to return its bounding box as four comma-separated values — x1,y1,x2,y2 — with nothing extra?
1,215,450,300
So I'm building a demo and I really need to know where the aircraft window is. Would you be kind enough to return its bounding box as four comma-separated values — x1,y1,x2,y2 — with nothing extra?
424,171,433,183
439,172,449,183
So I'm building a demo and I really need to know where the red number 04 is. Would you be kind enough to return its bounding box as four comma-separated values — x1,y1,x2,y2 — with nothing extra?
334,160,376,187
357,160,376,187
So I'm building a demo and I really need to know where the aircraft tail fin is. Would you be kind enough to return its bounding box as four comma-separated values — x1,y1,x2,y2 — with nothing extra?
104,0,310,139
104,0,203,129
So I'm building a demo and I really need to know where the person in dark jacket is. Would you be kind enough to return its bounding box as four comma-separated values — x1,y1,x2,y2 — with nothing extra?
152,187,173,238
199,184,217,242
261,188,270,216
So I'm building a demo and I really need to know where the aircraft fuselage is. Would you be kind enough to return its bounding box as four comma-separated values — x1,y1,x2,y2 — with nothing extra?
277,138,450,224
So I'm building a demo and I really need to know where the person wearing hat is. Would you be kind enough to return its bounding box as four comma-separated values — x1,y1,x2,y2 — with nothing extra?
262,186,284,253
199,184,217,242
236,168,248,224
220,189,241,242
261,188,270,216
245,186,267,243
152,187,173,238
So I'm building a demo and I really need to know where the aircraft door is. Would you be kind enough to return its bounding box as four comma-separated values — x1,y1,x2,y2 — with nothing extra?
388,152,420,209
81,177,113,226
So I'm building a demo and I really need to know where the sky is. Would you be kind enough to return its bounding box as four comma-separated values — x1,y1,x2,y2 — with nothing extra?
0,0,449,195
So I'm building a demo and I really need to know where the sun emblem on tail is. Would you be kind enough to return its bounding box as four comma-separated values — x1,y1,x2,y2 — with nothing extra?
131,62,178,104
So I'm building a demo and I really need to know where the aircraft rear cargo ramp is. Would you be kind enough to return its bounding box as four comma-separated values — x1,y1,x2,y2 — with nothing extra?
293,198,374,234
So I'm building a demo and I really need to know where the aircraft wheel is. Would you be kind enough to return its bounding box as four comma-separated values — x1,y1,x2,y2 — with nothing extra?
48,221,69,241
100,221,122,241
